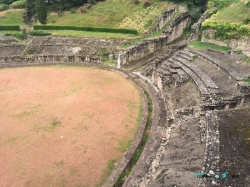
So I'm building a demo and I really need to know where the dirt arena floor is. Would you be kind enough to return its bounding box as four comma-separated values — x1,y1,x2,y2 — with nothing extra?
0,66,141,187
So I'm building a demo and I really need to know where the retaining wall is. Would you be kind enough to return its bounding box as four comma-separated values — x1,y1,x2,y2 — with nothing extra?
0,54,102,67
121,11,191,65
201,29,250,56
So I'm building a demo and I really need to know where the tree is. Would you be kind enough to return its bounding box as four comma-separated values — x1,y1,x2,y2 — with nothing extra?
35,0,47,24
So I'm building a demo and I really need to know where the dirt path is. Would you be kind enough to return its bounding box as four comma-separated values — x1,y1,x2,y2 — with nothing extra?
0,66,141,187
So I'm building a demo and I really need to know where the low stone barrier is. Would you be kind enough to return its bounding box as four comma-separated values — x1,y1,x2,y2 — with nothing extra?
0,54,102,67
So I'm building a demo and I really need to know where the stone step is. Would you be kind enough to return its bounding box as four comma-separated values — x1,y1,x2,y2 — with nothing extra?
187,49,244,82
169,63,181,69
179,49,195,58
168,68,177,74
176,52,193,61
173,55,220,93
158,69,171,76
185,49,241,97
170,59,210,96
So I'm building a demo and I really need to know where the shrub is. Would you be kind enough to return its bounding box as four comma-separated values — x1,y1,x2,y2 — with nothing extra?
10,0,25,8
0,3,8,11
243,17,250,24
202,20,250,40
4,31,24,39
70,7,76,14
28,30,51,36
0,25,20,31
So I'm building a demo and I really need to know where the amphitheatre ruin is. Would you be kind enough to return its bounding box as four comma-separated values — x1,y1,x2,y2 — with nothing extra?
0,2,250,187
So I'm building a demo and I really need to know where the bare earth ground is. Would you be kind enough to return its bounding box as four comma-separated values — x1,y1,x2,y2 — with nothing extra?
217,107,250,187
0,66,141,187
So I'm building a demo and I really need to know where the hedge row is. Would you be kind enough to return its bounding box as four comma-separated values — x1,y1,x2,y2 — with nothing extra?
29,30,51,36
34,25,138,35
0,25,20,31
202,20,250,40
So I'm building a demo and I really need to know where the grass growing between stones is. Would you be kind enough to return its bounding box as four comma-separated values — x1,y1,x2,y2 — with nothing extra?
188,40,231,52
246,78,250,84
113,90,153,187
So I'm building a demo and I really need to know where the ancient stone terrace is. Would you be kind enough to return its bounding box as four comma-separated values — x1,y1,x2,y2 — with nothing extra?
130,44,250,187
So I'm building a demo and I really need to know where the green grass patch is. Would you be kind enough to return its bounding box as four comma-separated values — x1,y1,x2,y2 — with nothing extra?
242,54,250,63
209,0,250,24
46,0,172,34
0,9,23,25
3,31,24,39
246,78,250,84
121,12,178,49
188,40,231,51
32,118,62,132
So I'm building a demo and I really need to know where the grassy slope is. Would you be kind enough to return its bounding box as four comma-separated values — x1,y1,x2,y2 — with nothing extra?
47,0,173,33
188,41,231,51
0,9,23,25
210,0,250,25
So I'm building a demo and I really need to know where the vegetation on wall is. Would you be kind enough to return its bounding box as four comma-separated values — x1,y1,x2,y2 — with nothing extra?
202,19,250,40
207,0,239,10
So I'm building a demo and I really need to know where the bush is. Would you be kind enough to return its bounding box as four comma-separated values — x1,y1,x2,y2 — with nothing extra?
0,3,8,11
28,30,51,36
70,7,76,14
34,25,138,35
202,20,250,40
10,0,25,8
0,25,20,31
0,0,13,5
243,17,250,24
4,31,24,39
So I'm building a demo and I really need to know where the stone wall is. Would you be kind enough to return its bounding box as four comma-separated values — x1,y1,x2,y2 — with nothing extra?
145,6,178,35
0,35,131,59
190,11,212,40
201,29,250,56
0,54,102,67
121,11,191,64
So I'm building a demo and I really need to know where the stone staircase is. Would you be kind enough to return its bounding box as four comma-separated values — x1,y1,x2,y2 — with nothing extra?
153,49,250,111
132,46,250,187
